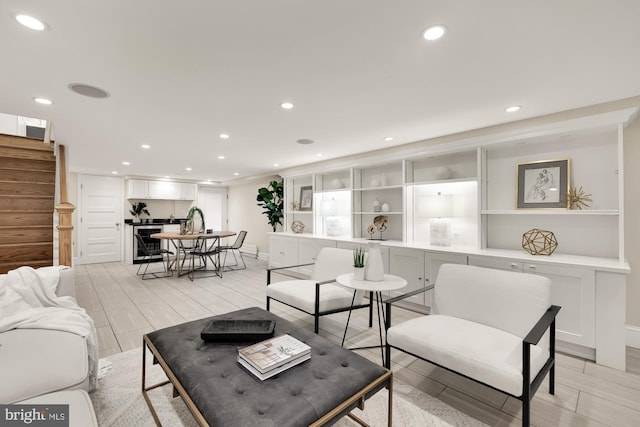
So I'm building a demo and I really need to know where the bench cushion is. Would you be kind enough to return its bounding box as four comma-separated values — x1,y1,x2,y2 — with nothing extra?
0,329,89,403
267,280,359,313
387,314,549,396
17,390,97,427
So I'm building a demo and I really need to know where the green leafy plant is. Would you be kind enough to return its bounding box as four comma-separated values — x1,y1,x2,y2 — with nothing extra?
186,206,205,233
129,202,150,218
353,247,365,268
256,180,284,232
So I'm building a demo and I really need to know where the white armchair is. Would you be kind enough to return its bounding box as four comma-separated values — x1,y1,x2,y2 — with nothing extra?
385,263,560,427
266,247,373,333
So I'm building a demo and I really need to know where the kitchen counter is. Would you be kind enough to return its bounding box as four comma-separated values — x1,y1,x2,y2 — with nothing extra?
125,218,187,226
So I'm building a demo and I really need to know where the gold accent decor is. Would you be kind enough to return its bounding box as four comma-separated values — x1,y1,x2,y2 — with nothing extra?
522,228,558,256
568,186,592,210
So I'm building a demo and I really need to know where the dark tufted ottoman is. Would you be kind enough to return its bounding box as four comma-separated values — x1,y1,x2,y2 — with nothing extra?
142,307,392,426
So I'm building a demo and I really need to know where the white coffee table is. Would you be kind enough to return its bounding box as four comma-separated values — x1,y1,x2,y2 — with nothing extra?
336,273,407,365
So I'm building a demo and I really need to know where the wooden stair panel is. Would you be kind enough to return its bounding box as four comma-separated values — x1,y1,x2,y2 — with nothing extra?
0,157,56,173
0,134,55,161
0,169,55,184
0,211,52,226
0,243,53,273
0,260,51,274
0,226,53,244
0,196,54,211
0,181,56,197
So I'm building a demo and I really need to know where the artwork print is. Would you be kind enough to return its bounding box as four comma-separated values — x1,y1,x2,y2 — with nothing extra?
517,159,569,209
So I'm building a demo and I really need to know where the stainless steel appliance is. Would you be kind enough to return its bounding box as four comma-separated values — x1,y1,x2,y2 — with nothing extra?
133,224,164,264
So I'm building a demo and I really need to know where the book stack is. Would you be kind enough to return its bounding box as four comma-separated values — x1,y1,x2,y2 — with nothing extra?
237,334,311,380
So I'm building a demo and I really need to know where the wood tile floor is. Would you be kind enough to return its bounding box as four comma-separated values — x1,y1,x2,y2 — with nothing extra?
74,259,640,426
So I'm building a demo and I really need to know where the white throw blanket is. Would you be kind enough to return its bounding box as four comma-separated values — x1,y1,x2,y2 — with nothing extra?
0,266,99,391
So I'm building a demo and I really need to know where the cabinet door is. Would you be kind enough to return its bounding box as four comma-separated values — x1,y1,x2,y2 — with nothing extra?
148,181,181,199
389,247,425,304
181,183,198,200
127,179,148,199
269,236,298,269
426,252,468,307
468,255,523,272
526,263,596,347
298,239,336,276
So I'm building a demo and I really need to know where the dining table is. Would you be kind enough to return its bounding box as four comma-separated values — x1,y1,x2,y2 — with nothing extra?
150,231,236,278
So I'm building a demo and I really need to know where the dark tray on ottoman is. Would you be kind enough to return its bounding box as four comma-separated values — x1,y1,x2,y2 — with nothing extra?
200,319,275,342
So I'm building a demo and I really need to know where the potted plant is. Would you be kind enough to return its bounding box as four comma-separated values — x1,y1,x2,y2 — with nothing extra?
256,180,284,232
353,247,365,280
130,202,150,223
186,206,205,234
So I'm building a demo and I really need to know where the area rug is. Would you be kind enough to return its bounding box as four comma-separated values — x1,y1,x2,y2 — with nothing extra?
90,348,487,427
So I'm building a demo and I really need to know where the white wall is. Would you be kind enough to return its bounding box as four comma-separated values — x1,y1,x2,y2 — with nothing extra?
227,175,282,258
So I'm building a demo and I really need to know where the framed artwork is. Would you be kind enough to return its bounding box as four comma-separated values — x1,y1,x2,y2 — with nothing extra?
516,159,570,209
299,186,313,211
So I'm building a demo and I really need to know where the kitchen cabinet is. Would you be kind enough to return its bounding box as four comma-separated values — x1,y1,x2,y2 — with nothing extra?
127,179,198,200
426,252,468,307
127,179,148,199
389,247,426,305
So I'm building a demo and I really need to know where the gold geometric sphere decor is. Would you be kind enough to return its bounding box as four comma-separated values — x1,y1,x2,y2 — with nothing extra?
522,228,558,256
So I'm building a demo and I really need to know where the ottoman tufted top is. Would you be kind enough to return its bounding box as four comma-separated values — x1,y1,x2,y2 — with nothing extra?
145,307,389,427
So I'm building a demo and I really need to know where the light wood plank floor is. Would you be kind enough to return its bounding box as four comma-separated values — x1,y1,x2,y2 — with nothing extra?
74,259,640,426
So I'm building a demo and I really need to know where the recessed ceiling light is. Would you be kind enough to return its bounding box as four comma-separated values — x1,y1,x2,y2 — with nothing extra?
207,179,212,182
164,176,170,178
185,167,192,171
16,15,46,31
296,139,314,145
141,144,150,149
122,161,130,166
111,171,118,175
384,136,394,142
33,97,53,105
423,25,447,41
234,172,239,176
217,155,225,160
68,83,110,99
273,163,279,167
219,133,229,139
280,102,294,110
505,105,522,113
316,153,323,157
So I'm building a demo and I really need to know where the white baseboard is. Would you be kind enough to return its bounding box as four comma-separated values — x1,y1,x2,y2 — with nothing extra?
626,324,640,349
257,252,269,261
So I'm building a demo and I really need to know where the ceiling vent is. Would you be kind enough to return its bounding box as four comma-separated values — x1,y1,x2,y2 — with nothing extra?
68,83,110,99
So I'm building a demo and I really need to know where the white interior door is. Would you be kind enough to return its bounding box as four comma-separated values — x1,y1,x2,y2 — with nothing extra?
198,187,227,231
80,174,123,264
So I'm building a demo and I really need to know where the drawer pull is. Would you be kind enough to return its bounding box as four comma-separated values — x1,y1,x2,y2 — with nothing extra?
510,263,519,269
527,265,536,270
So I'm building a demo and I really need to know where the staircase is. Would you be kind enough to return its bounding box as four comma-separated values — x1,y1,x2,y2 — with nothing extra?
0,133,56,273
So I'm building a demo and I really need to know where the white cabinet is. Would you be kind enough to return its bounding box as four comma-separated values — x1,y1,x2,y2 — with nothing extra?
181,183,198,200
127,179,198,200
127,179,148,199
389,247,426,305
269,235,299,270
148,181,181,199
468,255,596,349
298,238,336,276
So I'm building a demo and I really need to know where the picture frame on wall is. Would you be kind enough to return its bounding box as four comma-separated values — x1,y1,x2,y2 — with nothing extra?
517,159,570,209
299,186,313,211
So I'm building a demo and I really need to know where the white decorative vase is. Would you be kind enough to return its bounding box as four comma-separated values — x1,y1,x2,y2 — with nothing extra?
381,202,390,212
434,165,452,180
372,198,381,212
354,266,365,281
365,241,384,281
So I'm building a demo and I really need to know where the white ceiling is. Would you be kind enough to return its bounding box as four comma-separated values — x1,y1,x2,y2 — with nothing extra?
2,1,640,183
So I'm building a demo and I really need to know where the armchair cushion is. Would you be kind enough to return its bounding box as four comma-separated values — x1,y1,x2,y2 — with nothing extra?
387,314,548,396
266,280,357,314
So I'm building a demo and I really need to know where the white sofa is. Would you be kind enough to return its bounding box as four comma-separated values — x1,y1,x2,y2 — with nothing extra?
0,266,98,427
385,263,560,427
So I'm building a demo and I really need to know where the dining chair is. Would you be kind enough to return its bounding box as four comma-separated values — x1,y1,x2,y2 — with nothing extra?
134,234,174,279
187,236,222,280
218,231,247,271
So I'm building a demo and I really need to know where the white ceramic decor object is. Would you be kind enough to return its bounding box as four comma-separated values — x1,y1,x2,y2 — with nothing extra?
381,202,390,212
365,241,384,281
372,198,381,212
